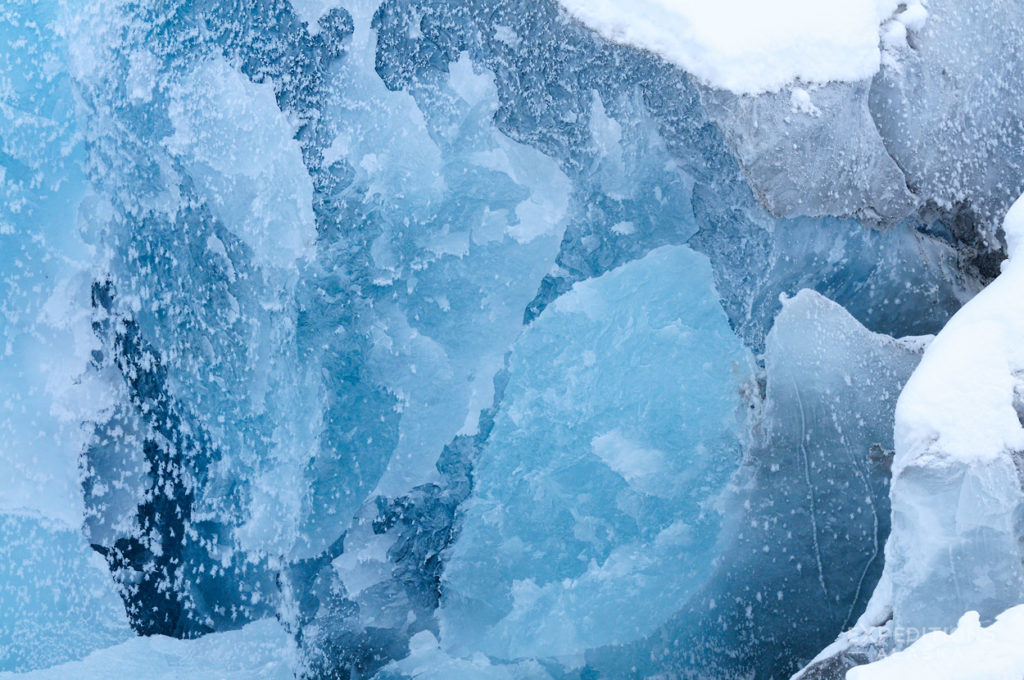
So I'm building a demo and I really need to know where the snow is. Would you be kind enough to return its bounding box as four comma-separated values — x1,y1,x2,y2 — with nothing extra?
557,0,914,94
0,619,297,680
892,192,1024,473
879,192,1024,637
848,606,1024,680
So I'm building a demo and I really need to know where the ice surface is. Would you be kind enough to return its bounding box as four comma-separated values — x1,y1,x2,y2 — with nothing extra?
0,515,130,672
700,81,917,223
870,0,1024,232
796,193,1024,679
587,289,923,678
0,0,110,528
0,619,297,680
1,1,133,671
164,57,317,270
557,0,905,94
0,0,1006,676
375,631,555,680
441,245,754,659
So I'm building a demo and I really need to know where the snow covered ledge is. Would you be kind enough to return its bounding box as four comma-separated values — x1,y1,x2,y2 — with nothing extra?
795,195,1024,679
556,0,926,94
884,195,1024,637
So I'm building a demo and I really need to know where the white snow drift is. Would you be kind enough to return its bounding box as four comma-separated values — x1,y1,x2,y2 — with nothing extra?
557,0,928,93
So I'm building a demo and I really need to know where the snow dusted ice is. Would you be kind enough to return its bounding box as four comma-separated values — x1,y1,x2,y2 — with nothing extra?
4,0,1024,678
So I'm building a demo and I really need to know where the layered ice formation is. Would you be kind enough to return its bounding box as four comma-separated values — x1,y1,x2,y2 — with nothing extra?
4,0,1024,678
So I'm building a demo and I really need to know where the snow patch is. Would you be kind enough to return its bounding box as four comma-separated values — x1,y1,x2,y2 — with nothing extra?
849,606,1024,680
558,0,910,94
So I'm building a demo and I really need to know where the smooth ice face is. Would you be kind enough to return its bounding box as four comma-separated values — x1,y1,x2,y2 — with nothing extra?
586,289,923,679
441,245,754,659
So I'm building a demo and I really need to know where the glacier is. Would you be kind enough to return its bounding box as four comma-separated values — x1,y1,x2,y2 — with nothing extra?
3,0,1024,678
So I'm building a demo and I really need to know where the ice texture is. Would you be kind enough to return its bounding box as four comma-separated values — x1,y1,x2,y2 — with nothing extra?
869,0,1024,232
0,0,1005,676
0,516,130,672
796,194,1024,679
884,194,1024,636
0,619,297,680
700,82,917,223
442,245,754,659
586,289,923,678
1,0,133,670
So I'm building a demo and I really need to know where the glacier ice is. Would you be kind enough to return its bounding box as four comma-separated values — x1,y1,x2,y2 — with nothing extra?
584,289,923,678
3,0,1021,677
870,0,1024,233
441,245,754,659
795,194,1024,679
886,194,1024,636
0,516,130,672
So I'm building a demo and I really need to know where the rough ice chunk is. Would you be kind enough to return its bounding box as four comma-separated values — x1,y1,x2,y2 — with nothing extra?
164,57,317,270
319,7,572,501
441,245,755,659
799,192,1024,678
700,81,916,223
870,0,1024,232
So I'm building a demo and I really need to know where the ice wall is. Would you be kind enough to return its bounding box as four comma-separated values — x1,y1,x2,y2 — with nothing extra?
885,194,1024,636
442,245,754,659
1,0,133,670
587,289,923,678
0,0,1003,677
796,194,1024,680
